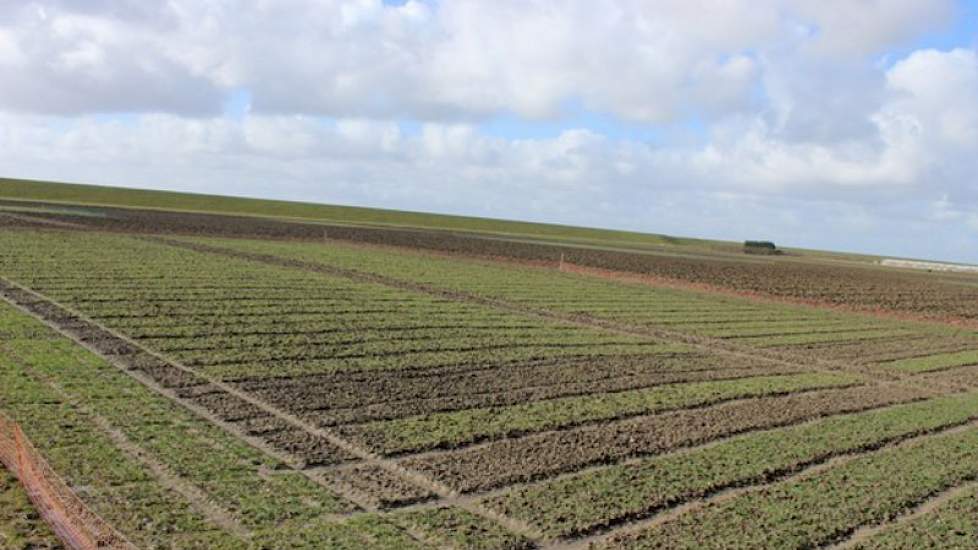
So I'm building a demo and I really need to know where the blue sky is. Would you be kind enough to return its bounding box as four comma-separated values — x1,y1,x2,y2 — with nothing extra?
0,0,977,262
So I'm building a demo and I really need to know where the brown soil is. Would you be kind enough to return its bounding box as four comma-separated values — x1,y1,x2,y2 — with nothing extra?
400,383,933,494
329,464,437,510
235,354,795,425
783,336,978,364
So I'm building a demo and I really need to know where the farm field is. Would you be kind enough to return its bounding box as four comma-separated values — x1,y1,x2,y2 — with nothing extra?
0,177,738,255
4,186,978,324
2,190,978,548
0,193,978,328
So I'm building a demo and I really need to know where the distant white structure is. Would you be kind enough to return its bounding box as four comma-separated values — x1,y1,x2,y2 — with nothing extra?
881,259,978,274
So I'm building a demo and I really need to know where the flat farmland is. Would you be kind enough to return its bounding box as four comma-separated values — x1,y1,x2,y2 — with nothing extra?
2,197,978,549
6,189,978,324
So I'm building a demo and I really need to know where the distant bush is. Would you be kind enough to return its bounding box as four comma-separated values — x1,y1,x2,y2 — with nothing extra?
744,241,781,255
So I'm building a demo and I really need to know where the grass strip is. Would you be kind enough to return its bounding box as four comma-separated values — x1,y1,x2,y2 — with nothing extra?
853,484,978,548
0,300,359,538
601,424,978,549
881,350,978,373
486,391,978,539
343,372,861,455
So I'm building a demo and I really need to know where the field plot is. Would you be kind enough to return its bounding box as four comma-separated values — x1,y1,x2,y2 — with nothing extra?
2,210,978,549
6,186,978,324
180,236,978,375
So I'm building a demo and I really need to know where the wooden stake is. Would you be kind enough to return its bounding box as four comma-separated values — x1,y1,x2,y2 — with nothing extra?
559,253,564,271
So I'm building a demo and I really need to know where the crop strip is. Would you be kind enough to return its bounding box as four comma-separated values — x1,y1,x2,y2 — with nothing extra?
831,478,978,549
151,237,936,391
0,276,545,545
483,391,978,541
305,364,807,426
398,382,935,494
1,342,251,540
0,279,358,493
341,372,861,456
879,350,978,374
578,419,978,549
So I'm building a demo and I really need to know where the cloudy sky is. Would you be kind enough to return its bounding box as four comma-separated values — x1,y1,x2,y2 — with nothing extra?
1,1,977,261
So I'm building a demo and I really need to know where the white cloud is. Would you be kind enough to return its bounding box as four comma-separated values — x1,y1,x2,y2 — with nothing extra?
0,1,976,262
0,3,223,115
788,0,954,57
0,0,957,121
885,48,978,150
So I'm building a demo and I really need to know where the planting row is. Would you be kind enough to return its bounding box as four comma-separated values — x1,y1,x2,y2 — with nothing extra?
0,231,678,385
245,354,805,426
397,382,936,493
0,295,537,548
852,483,978,548
485,390,978,539
340,372,861,455
181,236,978,375
600,423,978,548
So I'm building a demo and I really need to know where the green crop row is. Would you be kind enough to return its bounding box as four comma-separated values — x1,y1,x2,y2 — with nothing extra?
181,236,976,359
103,310,521,332
244,506,532,549
879,350,978,374
853,483,978,548
601,424,978,549
140,325,590,352
115,318,539,339
731,328,916,348
696,321,886,339
199,344,689,380
0,351,239,547
0,301,359,536
485,390,978,539
389,506,533,550
343,372,861,455
0,231,679,383
125,321,564,341
248,514,425,549
677,318,846,331
173,337,662,368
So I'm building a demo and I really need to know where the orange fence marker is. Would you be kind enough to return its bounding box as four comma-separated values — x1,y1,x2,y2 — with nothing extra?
0,412,135,550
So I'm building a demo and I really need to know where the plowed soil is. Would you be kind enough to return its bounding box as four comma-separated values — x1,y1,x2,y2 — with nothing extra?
401,383,932,493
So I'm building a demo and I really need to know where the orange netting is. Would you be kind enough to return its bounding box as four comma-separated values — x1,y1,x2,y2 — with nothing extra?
0,412,135,550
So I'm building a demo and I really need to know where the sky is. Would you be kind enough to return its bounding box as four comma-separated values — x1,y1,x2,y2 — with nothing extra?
0,1,976,262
